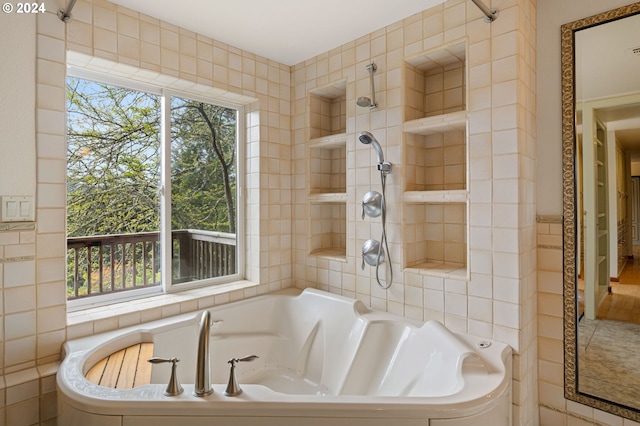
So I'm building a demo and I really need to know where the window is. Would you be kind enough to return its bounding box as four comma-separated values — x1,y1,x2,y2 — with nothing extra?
66,73,243,306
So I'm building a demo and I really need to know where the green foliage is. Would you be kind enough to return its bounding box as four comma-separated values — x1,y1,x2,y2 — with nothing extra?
66,78,237,238
66,78,238,296
171,97,237,233
67,78,161,237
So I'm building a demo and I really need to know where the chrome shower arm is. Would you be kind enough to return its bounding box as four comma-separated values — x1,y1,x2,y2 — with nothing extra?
357,63,379,109
57,0,78,22
470,0,498,22
366,63,378,109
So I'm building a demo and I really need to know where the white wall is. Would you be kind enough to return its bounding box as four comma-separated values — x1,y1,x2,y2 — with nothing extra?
535,0,633,215
536,1,640,424
0,14,36,197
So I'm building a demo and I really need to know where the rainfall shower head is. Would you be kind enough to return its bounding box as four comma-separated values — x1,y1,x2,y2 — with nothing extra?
358,131,384,164
357,97,374,108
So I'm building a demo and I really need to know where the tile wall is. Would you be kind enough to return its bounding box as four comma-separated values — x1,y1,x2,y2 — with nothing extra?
405,127,467,191
291,0,538,424
0,223,58,425
0,0,292,423
536,218,640,425
404,48,466,119
5,0,609,425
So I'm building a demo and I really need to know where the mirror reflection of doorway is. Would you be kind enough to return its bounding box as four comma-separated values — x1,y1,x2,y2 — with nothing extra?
578,146,640,408
597,176,640,324
568,8,640,413
577,100,640,324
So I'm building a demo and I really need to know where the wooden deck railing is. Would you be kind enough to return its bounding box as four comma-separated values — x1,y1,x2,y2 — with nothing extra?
67,230,236,300
171,230,237,283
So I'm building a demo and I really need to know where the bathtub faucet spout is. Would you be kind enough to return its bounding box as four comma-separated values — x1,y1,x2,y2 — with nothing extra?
193,310,214,396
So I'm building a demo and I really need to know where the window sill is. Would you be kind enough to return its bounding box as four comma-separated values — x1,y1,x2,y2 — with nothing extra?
66,280,261,341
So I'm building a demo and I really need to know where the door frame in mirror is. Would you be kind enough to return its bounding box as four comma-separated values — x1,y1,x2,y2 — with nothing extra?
562,2,640,421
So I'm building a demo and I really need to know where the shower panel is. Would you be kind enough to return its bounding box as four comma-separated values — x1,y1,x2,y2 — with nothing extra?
358,131,393,289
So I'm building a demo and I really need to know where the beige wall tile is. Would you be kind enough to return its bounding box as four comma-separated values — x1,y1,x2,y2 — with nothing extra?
93,27,117,54
0,1,556,425
94,5,117,31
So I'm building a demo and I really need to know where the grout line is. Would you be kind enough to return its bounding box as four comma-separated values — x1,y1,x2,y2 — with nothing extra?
0,222,36,232
0,255,36,264
537,244,562,250
539,403,607,426
536,215,562,223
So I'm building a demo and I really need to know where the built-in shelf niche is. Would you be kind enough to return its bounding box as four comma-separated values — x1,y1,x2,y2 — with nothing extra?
306,75,347,260
308,136,347,195
309,81,347,139
404,202,467,279
309,202,347,260
403,42,466,121
403,112,467,192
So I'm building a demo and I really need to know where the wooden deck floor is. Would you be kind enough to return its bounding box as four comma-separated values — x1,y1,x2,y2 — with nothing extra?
598,257,640,324
86,343,154,389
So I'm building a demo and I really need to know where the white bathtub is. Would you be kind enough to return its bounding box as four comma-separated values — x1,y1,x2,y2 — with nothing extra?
57,289,512,426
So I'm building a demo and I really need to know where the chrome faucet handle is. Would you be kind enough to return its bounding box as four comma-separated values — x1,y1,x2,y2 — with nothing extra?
361,191,382,220
148,357,183,396
362,239,384,269
234,355,259,363
224,355,259,396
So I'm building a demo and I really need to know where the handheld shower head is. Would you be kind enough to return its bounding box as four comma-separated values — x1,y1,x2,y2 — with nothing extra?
358,131,384,164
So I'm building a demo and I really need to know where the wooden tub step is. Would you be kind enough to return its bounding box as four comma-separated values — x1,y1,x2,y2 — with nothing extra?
85,343,154,389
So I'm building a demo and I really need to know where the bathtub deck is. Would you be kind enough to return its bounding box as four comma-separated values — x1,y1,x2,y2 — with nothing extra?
85,343,154,389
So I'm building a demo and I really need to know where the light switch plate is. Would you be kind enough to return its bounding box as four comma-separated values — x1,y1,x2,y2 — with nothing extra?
1,196,35,222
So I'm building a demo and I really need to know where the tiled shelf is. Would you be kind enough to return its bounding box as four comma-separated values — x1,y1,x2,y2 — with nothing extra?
403,42,466,121
404,261,468,280
403,190,468,203
308,137,346,195
402,111,467,135
307,192,348,203
308,202,347,260
403,202,467,279
308,133,347,147
404,123,467,192
309,247,347,262
400,42,469,278
308,81,347,139
307,81,347,260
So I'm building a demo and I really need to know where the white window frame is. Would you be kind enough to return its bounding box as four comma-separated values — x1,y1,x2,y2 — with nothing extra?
66,68,245,310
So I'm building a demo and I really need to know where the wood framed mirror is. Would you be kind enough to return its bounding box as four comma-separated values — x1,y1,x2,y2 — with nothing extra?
562,2,640,421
